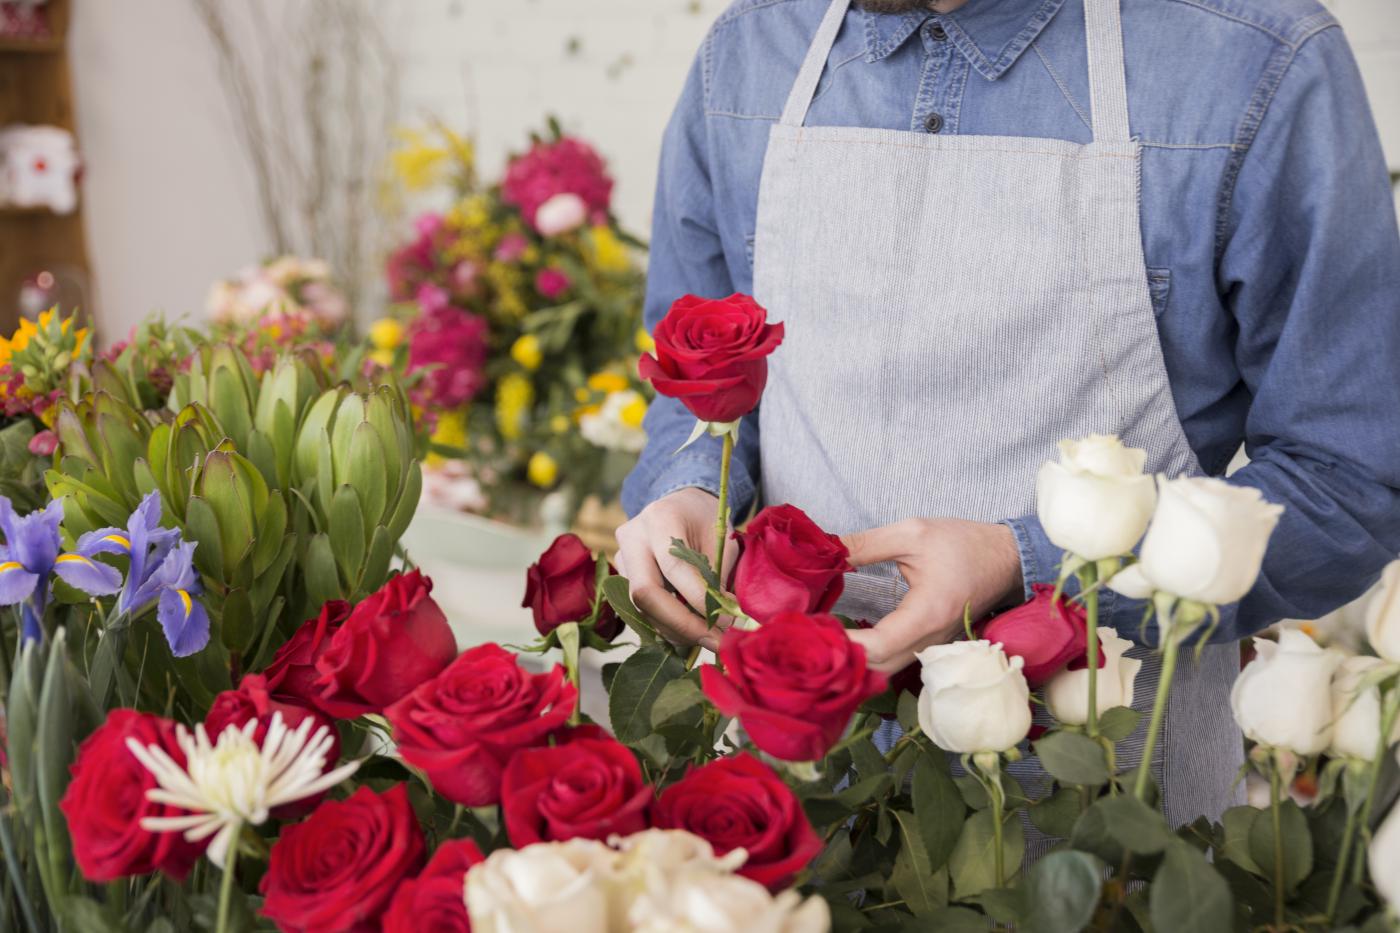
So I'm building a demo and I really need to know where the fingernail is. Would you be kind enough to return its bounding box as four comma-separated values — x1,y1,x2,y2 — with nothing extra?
699,636,719,652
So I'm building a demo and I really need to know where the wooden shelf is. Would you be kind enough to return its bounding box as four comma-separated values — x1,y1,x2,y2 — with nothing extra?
0,36,61,55
0,204,74,217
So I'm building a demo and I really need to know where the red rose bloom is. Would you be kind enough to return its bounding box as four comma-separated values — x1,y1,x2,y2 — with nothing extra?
522,533,621,640
382,838,484,933
653,753,822,890
262,600,350,712
701,613,886,762
980,584,1090,687
638,294,784,424
501,736,650,847
314,570,458,719
733,504,852,623
385,643,576,807
59,709,204,882
260,784,426,933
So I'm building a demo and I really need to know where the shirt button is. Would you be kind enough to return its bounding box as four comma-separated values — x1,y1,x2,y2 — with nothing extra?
929,22,948,41
924,112,944,133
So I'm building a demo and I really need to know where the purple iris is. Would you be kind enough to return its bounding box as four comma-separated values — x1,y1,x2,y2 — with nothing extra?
0,497,65,643
73,491,210,658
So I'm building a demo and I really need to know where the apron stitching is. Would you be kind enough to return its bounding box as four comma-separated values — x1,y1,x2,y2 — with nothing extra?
768,135,1137,160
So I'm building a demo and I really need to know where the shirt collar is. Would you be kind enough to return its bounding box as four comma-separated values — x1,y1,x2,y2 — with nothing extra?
863,0,1066,80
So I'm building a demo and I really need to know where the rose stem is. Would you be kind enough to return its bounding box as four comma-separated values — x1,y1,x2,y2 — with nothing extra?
215,835,239,933
1270,757,1287,929
990,767,1007,887
713,428,735,586
1133,618,1181,801
1325,801,1359,921
1349,687,1400,884
1079,563,1100,738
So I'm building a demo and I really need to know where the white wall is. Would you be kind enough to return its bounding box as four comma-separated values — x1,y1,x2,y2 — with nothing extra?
70,0,1399,338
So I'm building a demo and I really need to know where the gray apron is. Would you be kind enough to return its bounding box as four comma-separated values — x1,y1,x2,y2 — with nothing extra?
751,0,1243,835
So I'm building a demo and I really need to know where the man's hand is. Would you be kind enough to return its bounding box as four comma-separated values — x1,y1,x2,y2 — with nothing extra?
842,518,1023,672
615,488,738,651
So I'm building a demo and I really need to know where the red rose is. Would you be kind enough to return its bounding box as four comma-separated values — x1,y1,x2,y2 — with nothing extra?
260,784,426,933
980,584,1090,687
638,294,784,423
382,838,484,933
733,505,852,623
385,643,576,807
653,753,822,890
701,613,886,762
313,570,458,718
522,533,621,640
501,736,650,847
59,709,204,882
853,619,923,720
262,600,350,712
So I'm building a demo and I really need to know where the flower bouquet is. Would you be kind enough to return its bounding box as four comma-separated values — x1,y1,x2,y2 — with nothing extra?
204,256,351,377
372,121,649,527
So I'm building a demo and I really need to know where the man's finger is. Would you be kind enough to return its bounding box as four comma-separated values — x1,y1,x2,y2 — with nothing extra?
847,628,919,675
659,548,709,616
846,596,945,670
627,552,712,646
841,523,911,568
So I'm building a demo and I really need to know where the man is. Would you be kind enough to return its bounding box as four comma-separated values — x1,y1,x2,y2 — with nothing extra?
618,0,1400,827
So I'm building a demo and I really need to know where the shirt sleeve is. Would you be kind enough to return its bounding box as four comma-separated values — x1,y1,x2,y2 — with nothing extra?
1008,26,1400,643
621,46,762,519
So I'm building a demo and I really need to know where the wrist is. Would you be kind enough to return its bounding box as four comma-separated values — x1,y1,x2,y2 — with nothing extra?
991,523,1026,610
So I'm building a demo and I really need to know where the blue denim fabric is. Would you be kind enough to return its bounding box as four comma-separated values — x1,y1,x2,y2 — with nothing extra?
621,0,1400,642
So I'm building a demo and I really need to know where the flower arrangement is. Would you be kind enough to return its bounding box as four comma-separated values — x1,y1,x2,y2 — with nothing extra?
4,293,1398,932
205,256,350,375
373,121,649,525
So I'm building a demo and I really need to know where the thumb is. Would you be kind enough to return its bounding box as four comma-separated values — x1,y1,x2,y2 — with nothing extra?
841,523,909,569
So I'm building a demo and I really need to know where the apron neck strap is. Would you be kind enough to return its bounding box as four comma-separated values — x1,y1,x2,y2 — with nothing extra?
779,0,1133,144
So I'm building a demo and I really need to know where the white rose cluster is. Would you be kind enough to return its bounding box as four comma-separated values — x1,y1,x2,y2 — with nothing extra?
465,829,829,933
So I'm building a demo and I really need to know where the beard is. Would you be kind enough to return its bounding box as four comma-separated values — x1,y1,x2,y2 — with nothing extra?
855,0,930,11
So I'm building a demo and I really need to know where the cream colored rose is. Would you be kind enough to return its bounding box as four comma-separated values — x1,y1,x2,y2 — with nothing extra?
1044,628,1142,726
916,640,1031,754
1035,435,1157,561
535,192,588,236
1370,794,1400,909
1230,629,1344,755
1109,476,1283,606
628,868,830,933
1328,655,1400,761
465,838,616,933
1365,560,1400,663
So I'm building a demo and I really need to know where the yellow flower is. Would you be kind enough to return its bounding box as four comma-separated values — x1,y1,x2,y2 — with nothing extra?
634,328,655,354
574,386,591,404
368,348,395,368
510,334,543,371
369,317,404,351
619,394,648,429
587,226,631,273
527,452,559,488
390,129,450,191
426,410,468,467
496,373,534,441
549,414,571,434
587,372,629,395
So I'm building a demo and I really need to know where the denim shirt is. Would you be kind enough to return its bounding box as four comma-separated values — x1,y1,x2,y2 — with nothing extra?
621,0,1400,641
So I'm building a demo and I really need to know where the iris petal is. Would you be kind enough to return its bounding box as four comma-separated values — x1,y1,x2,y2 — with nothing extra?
0,561,40,605
52,553,124,597
158,587,210,658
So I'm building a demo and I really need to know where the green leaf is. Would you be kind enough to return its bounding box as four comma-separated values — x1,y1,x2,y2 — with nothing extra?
384,460,422,543
896,689,921,734
1248,797,1312,893
1096,706,1143,742
183,495,225,580
601,576,659,645
1149,839,1233,933
347,421,389,526
1021,851,1104,933
6,640,43,815
1220,806,1263,875
328,485,368,584
360,525,396,597
912,757,965,871
1034,731,1110,786
304,533,344,607
608,646,686,744
252,493,288,575
220,588,256,655
890,810,948,916
650,676,705,730
1071,794,1173,860
1029,785,1082,839
949,807,1026,899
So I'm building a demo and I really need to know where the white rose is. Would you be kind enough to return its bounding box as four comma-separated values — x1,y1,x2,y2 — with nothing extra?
612,828,744,876
465,838,616,933
1109,476,1283,606
916,640,1031,754
1229,628,1344,755
1044,628,1142,726
534,192,588,237
1328,655,1400,761
1365,560,1400,663
628,868,830,933
1035,434,1157,560
1370,797,1400,909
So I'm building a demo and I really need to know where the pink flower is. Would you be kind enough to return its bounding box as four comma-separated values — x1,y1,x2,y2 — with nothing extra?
501,136,613,232
27,429,57,456
494,233,530,264
415,283,451,316
534,193,587,237
386,212,448,302
407,308,489,411
535,268,572,300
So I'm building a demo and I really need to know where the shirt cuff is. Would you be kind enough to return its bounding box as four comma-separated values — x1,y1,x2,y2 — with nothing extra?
624,448,756,519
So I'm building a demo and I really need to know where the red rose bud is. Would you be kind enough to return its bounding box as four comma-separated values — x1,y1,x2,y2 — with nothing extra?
638,293,784,424
522,533,621,640
733,504,851,622
262,599,350,713
980,584,1091,687
701,613,886,762
384,644,576,807
653,752,823,891
382,838,484,933
59,709,205,882
501,736,651,847
260,784,426,933
313,570,458,718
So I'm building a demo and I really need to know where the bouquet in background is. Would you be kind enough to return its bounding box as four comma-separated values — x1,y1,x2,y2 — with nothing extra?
374,120,649,526
205,255,349,374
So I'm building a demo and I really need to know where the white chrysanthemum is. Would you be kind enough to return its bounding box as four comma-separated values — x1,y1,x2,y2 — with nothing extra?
580,389,648,453
126,712,358,867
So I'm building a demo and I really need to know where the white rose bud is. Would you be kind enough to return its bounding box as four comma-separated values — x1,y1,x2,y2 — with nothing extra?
465,838,616,933
1229,628,1344,755
916,640,1031,754
1370,796,1400,909
628,868,831,933
1044,628,1143,726
1035,435,1157,560
1109,476,1283,606
1328,655,1400,761
534,192,588,237
1365,560,1400,663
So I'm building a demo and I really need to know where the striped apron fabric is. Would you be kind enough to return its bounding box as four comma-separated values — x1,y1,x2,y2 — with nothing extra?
750,0,1244,842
